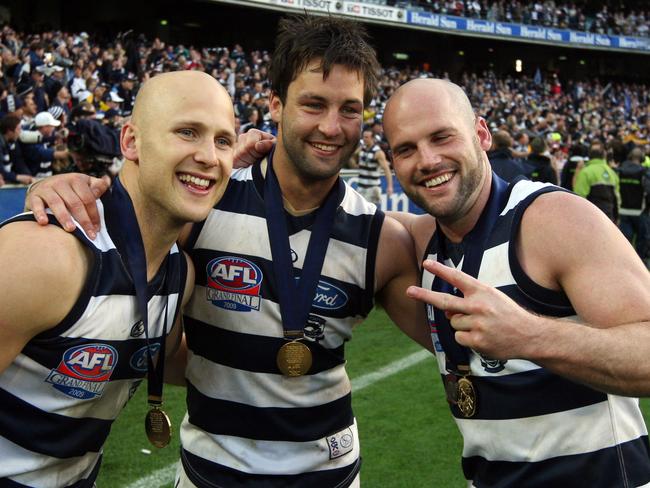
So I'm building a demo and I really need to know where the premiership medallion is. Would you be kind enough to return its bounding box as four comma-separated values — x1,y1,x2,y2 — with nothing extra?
277,340,312,377
145,406,172,448
457,377,477,418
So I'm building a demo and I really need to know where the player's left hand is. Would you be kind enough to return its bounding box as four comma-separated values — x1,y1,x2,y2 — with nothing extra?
406,259,538,360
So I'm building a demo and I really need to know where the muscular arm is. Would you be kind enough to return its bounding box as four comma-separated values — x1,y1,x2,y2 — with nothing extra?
0,222,90,374
407,192,650,396
515,191,650,395
163,253,195,386
374,215,435,353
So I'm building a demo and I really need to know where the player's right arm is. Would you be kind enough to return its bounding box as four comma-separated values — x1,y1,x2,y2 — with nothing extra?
0,221,90,374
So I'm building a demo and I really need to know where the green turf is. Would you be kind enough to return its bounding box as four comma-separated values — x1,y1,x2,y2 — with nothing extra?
98,308,650,487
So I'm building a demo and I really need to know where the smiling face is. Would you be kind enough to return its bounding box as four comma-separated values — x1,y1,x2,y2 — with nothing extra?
270,61,364,184
384,79,491,227
122,71,236,225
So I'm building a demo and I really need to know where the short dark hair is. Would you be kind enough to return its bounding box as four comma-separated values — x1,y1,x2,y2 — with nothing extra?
0,115,21,134
530,136,547,155
589,141,605,160
269,14,380,105
492,130,513,149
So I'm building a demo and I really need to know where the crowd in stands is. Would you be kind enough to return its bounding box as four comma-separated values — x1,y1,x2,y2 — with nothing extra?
402,1,650,37
0,22,649,259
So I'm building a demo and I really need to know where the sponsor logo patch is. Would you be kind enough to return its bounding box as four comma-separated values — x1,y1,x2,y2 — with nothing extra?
326,427,354,460
129,343,162,372
312,280,348,310
45,344,118,400
206,256,263,312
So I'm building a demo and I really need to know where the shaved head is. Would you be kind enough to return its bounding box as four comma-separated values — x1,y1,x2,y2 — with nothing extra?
384,78,475,144
382,77,492,229
119,70,237,224
131,71,233,132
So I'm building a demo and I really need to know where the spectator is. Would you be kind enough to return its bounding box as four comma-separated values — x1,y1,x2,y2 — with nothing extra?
524,136,558,184
574,140,620,222
0,115,33,184
617,147,650,258
560,143,588,190
21,111,69,178
487,130,529,182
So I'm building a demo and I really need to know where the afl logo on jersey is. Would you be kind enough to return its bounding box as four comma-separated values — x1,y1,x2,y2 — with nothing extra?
205,256,263,312
313,280,348,310
45,344,118,400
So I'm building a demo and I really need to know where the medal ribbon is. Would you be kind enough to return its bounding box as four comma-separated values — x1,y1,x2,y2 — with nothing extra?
432,173,509,373
264,151,341,338
103,176,167,403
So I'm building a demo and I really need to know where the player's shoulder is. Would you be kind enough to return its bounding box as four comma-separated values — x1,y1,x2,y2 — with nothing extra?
0,220,91,287
0,220,93,334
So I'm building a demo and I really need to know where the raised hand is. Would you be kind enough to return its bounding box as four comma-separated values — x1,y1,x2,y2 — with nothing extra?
406,259,538,361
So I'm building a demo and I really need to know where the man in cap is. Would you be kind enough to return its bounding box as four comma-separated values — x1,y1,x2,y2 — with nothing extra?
21,111,69,178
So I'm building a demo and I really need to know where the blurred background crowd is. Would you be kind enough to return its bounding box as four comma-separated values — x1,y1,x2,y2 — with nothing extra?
398,1,650,37
0,0,649,260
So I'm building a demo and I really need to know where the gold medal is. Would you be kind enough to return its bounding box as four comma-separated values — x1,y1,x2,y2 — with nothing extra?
457,377,477,418
145,405,172,448
277,340,312,377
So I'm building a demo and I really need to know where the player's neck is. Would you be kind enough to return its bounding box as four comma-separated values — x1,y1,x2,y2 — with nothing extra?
121,177,183,282
272,151,338,212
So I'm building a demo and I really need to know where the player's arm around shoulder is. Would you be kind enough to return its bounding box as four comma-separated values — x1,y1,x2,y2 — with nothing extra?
375,215,435,353
163,252,195,386
0,221,91,374
516,190,650,394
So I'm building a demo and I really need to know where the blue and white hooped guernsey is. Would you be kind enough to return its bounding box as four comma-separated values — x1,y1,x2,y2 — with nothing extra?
181,163,383,488
423,178,650,488
357,143,382,190
0,198,186,488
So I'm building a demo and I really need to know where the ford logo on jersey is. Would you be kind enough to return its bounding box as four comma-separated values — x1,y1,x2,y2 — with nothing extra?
130,343,162,373
45,344,118,400
312,280,348,310
206,256,263,312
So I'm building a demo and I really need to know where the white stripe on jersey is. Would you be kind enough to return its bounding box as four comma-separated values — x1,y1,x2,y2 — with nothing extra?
186,352,350,408
456,396,648,462
181,415,360,475
0,436,99,487
502,180,553,215
59,293,179,340
1,354,134,420
340,184,378,216
196,209,369,288
191,284,359,348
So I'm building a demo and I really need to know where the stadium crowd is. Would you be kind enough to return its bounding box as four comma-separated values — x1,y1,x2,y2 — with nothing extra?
0,18,649,259
400,0,650,37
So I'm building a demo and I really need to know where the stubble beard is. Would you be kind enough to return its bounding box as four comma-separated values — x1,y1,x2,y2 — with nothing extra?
407,143,485,223
282,133,357,184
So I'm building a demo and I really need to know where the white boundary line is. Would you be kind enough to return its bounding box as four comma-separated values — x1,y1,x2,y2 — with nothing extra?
124,349,431,488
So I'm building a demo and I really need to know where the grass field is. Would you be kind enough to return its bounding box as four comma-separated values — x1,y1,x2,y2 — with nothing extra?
98,308,650,487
